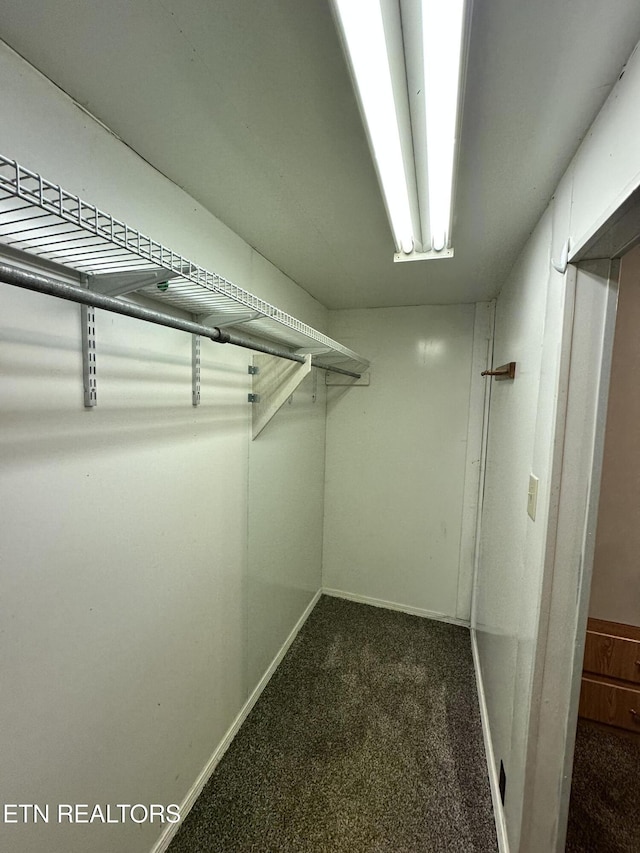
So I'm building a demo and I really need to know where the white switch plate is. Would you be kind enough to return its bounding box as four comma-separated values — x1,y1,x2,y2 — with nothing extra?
527,474,539,520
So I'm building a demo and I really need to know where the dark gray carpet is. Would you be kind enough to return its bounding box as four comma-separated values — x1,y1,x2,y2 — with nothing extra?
566,720,640,853
168,595,498,852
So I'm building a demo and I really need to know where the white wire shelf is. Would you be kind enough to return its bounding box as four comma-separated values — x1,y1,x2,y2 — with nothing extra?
0,155,368,374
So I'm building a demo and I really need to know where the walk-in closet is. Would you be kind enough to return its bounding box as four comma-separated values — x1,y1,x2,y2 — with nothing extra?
2,2,640,852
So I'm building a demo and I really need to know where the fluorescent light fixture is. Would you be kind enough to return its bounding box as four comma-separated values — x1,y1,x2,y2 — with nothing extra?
332,0,468,260
332,0,415,255
422,0,465,251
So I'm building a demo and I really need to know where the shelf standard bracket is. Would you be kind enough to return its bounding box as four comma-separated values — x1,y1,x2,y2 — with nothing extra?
325,370,370,386
250,353,312,439
200,310,262,328
81,302,97,408
295,345,332,356
88,269,182,297
192,332,201,407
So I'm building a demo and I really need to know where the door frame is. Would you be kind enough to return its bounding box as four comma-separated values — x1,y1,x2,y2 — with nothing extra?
519,184,640,849
518,257,620,852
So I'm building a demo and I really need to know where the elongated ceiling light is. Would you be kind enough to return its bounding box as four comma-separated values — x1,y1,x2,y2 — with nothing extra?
423,0,465,253
332,0,415,255
332,0,468,261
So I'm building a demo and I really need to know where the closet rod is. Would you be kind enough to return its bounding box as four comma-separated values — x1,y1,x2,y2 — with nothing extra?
0,263,361,378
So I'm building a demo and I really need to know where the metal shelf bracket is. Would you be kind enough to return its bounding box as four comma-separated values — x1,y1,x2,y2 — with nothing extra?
250,353,312,439
326,370,370,386
201,310,261,328
89,270,181,297
81,303,97,408
192,333,201,407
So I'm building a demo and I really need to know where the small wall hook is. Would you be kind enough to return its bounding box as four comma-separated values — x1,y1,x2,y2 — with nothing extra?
552,238,570,274
481,362,516,380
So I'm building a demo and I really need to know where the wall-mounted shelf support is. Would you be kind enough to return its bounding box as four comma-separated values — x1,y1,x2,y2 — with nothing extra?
481,362,516,380
326,370,370,386
201,310,261,328
250,353,312,439
192,333,201,407
81,302,97,408
89,269,182,297
295,345,332,356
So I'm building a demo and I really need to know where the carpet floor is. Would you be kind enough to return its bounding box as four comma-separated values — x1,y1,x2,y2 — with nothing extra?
566,719,640,853
168,595,498,852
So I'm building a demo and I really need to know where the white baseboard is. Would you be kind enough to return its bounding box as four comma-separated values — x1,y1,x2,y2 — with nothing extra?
322,587,469,627
471,629,510,853
150,588,322,853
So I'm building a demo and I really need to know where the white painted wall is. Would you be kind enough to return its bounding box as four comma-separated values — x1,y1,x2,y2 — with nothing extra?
570,43,640,257
323,305,478,622
474,209,556,852
474,35,640,853
0,42,326,853
248,367,326,686
589,246,640,627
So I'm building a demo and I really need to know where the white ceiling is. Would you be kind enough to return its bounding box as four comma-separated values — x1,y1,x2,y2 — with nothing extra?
1,0,640,308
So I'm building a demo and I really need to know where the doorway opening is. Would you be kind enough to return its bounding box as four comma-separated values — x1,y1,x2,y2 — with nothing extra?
526,187,640,852
564,245,640,852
